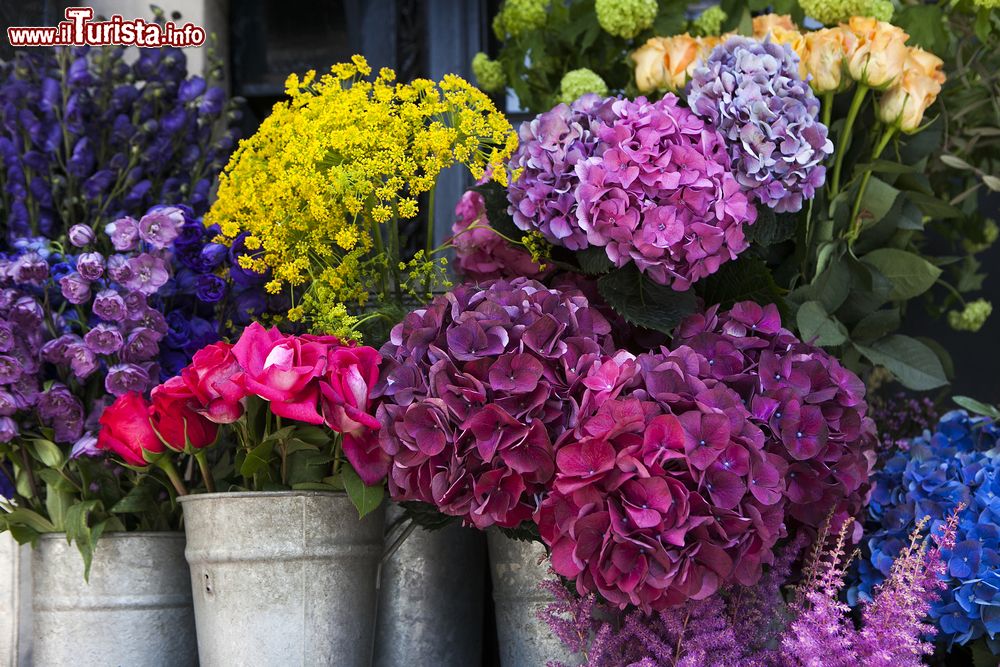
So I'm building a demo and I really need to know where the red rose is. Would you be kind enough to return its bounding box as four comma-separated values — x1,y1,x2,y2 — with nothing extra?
231,323,332,424
319,345,385,484
97,392,163,466
181,341,247,424
150,376,218,450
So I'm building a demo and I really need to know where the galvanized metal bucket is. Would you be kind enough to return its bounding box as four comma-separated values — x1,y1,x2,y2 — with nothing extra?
0,533,31,667
374,504,485,667
180,491,384,667
487,532,578,667
32,531,196,667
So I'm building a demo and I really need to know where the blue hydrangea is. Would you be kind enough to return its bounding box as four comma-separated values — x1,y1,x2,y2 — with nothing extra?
854,410,1000,651
687,37,833,213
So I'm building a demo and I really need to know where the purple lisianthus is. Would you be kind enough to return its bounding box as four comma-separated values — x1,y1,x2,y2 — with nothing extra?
92,289,127,322
506,94,614,250
36,383,85,443
688,37,833,213
59,272,92,304
105,363,151,397
199,243,228,270
574,95,757,290
105,216,140,251
123,253,170,295
41,334,82,364
68,224,95,248
137,206,184,249
75,251,104,281
83,324,124,355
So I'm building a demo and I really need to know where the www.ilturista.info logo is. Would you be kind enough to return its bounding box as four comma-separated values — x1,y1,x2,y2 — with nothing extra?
7,7,206,48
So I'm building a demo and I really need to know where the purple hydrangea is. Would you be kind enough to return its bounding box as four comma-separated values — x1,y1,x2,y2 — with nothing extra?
374,278,615,529
575,95,757,289
506,94,615,250
688,37,833,213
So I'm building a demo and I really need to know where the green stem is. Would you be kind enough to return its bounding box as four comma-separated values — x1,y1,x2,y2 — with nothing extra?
194,451,215,493
830,84,869,197
370,216,387,297
423,186,437,295
846,125,897,244
822,91,834,130
157,458,189,497
390,216,403,306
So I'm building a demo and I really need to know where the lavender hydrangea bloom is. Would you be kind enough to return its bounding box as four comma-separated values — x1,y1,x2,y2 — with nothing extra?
688,37,833,213
506,94,615,250
575,95,757,289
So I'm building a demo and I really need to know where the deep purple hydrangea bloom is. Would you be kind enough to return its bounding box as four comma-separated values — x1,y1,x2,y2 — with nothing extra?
374,278,615,529
674,301,877,532
506,94,615,250
537,346,784,611
688,37,833,213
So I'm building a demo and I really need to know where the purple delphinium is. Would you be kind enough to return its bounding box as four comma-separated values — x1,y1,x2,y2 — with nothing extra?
373,277,615,529
574,95,757,290
506,94,615,250
688,37,833,213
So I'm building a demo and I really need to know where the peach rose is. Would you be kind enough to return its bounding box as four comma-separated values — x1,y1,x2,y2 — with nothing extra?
877,47,946,132
803,27,851,93
632,37,671,93
769,27,808,78
844,17,909,89
752,14,797,37
632,34,704,92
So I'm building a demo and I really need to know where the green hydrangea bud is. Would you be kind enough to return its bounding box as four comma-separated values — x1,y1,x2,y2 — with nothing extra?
800,0,893,25
973,0,1000,9
558,68,609,104
963,219,999,254
472,53,507,92
497,0,549,38
691,5,727,36
595,0,658,39
948,298,993,332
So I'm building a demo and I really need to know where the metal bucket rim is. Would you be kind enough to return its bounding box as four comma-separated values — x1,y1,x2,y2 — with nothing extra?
37,530,185,541
178,490,348,504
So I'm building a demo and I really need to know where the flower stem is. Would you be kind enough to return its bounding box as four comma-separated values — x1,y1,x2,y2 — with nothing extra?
370,216,387,297
846,125,897,244
423,185,437,295
830,84,869,197
194,450,215,493
157,458,189,497
822,91,834,130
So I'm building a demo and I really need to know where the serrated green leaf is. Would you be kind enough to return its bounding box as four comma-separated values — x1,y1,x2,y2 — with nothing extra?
894,5,948,53
597,264,697,334
698,256,783,311
851,309,900,343
796,301,848,347
954,396,1000,420
576,246,614,275
744,209,798,247
239,440,275,478
861,248,941,300
341,465,384,519
855,335,948,390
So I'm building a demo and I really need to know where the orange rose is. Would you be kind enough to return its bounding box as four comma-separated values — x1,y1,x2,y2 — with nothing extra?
632,37,671,93
752,14,797,37
631,34,704,92
877,47,946,132
803,27,851,93
844,17,909,89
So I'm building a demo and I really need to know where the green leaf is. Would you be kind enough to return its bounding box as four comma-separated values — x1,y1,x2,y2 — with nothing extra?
341,465,384,519
789,261,850,313
940,155,974,171
29,439,65,469
471,181,524,242
290,426,331,447
744,209,798,247
597,264,697,334
239,440,275,478
3,508,57,534
44,482,74,532
894,5,948,53
856,177,899,230
851,309,900,343
110,485,157,514
983,175,1000,192
796,301,848,347
861,248,941,301
400,501,458,531
285,449,333,486
576,246,614,275
905,190,962,219
855,335,948,390
971,637,999,667
954,396,1000,420
64,499,101,579
698,256,783,311
290,482,339,492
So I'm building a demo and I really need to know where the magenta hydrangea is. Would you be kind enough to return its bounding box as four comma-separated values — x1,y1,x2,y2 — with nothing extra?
536,346,786,611
674,301,876,531
688,37,833,213
373,278,615,529
575,95,757,290
506,94,615,250
451,190,550,282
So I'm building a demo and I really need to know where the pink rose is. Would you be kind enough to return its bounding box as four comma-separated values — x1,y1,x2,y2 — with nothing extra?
231,323,328,424
150,376,218,450
319,345,385,484
181,341,247,423
97,392,163,466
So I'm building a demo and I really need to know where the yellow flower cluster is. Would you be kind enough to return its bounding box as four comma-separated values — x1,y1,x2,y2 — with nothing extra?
630,15,945,133
206,55,516,332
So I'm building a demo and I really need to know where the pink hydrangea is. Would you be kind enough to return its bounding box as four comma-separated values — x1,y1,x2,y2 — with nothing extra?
536,346,786,611
575,95,757,290
373,278,615,529
450,190,550,282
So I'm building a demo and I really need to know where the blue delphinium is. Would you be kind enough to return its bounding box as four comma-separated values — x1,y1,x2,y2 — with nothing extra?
687,36,833,213
855,409,1000,652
